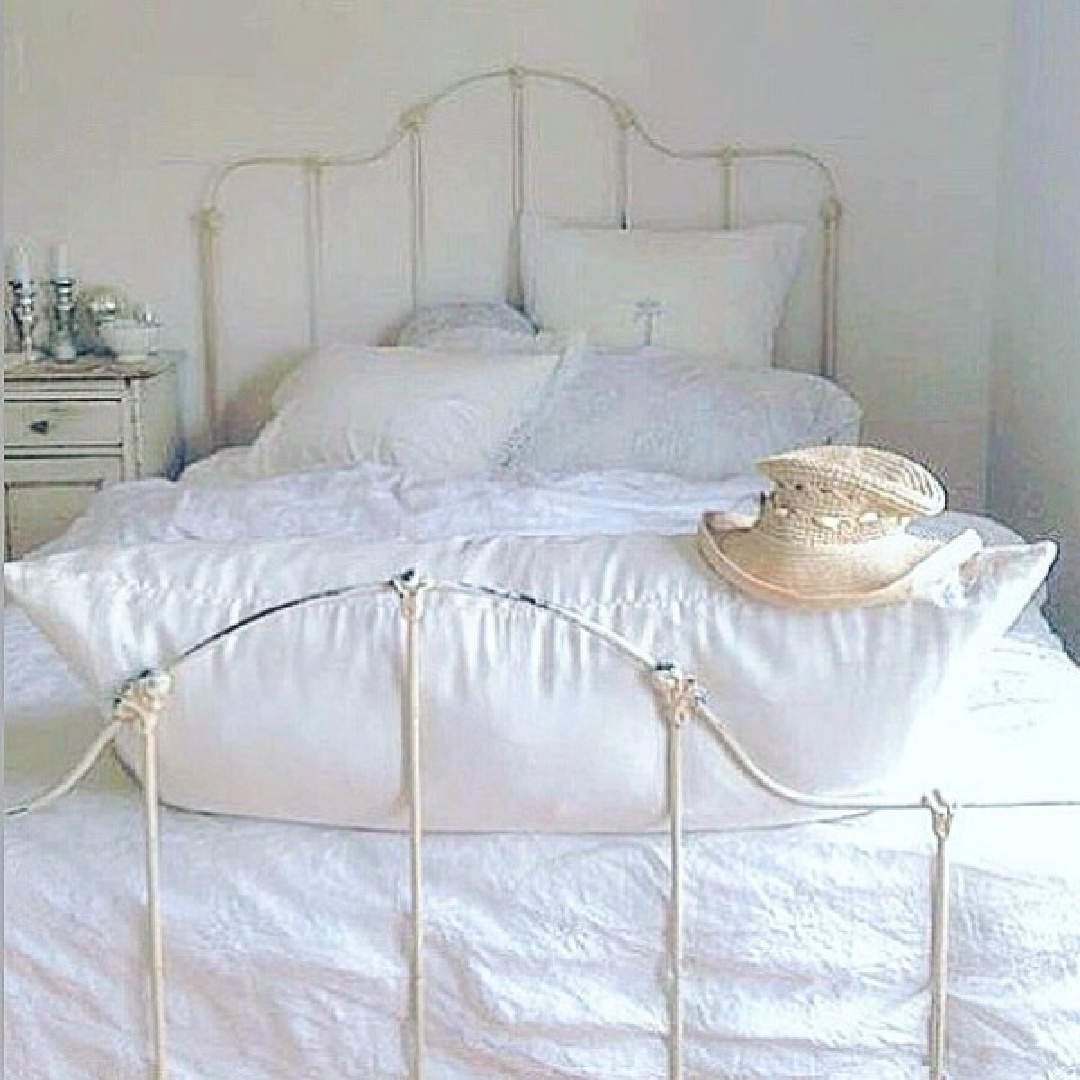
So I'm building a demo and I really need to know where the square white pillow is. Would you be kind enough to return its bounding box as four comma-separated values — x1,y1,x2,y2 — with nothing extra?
247,344,561,479
4,531,1056,833
523,217,805,366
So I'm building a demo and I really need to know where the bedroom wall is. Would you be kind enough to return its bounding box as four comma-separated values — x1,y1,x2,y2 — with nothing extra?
989,2,1080,656
3,0,1011,507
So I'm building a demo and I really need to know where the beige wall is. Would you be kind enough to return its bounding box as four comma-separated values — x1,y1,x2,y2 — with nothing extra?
5,0,1011,506
990,2,1080,655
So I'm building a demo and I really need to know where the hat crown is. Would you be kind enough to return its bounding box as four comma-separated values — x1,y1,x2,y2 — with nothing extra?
755,446,945,549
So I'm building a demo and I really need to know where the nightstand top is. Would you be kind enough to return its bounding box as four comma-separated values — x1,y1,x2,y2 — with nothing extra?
4,352,179,382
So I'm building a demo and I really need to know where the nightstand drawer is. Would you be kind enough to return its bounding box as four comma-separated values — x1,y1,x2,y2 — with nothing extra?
4,399,123,447
4,456,122,558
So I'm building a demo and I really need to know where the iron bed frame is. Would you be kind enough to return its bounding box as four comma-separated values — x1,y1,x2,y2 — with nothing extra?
8,69,1079,1080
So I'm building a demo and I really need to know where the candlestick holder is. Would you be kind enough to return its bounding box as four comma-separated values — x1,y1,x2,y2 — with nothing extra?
49,276,79,361
8,278,38,362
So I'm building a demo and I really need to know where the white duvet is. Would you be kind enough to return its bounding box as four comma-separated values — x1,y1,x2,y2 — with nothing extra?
6,458,1080,1078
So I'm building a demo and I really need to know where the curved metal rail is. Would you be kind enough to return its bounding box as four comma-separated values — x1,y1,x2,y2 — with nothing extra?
197,67,843,444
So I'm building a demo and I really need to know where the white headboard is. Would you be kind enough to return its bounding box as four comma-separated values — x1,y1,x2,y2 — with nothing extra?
197,66,841,447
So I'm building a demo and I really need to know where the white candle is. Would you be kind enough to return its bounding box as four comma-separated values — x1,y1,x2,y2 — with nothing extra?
52,241,70,280
9,243,31,284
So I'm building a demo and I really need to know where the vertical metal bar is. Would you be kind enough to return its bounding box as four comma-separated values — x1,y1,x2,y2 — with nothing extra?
142,713,168,1079
616,122,630,229
196,209,222,449
653,663,692,1080
721,151,738,229
509,69,527,307
821,196,842,381
610,100,635,229
303,160,326,351
668,714,685,1080
408,128,427,311
407,604,425,1080
394,573,428,1080
925,792,955,1080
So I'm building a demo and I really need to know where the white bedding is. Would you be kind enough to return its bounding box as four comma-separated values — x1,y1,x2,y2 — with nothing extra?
6,459,1080,1078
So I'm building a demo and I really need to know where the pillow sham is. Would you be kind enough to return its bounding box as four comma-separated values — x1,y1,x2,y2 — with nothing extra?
505,347,861,479
247,344,560,480
523,217,804,365
4,531,1055,833
394,301,537,349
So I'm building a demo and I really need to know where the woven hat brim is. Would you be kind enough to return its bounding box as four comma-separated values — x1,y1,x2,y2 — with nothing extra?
698,513,944,609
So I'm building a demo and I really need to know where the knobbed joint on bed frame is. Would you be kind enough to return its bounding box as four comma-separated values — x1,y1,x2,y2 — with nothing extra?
7,573,1079,1080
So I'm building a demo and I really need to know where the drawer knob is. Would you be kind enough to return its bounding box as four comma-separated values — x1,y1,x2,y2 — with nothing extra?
29,419,52,435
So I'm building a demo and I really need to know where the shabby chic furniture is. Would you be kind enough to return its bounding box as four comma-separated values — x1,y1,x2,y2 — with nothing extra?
3,355,181,558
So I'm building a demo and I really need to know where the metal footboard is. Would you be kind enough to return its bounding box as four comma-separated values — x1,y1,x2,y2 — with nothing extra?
8,571,1080,1080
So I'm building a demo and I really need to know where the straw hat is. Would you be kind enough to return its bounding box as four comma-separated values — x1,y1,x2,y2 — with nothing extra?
698,445,979,608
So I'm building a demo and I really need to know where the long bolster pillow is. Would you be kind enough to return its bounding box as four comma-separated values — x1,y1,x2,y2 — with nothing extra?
4,532,1053,832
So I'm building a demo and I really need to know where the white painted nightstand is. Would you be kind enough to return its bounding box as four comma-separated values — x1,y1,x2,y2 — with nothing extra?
3,354,182,558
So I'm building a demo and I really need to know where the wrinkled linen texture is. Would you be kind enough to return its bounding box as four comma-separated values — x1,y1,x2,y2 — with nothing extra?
6,459,1080,1078
503,351,863,479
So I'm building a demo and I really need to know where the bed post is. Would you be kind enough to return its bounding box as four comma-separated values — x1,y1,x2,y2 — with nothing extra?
392,571,431,1080
653,661,705,1080
114,671,174,1080
924,790,956,1080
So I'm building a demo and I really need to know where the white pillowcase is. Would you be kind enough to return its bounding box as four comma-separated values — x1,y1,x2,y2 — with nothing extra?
4,531,1055,833
394,301,537,349
398,326,543,353
524,217,805,365
247,345,561,479
506,348,862,479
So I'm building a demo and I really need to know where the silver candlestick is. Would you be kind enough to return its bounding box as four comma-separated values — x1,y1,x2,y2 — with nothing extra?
8,278,38,362
49,277,78,361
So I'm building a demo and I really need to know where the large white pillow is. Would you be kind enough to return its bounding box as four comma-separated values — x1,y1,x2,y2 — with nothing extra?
506,348,862,478
248,345,561,479
524,217,804,365
4,532,1054,833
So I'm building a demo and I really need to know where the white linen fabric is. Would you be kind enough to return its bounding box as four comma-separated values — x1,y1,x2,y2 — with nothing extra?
396,325,547,352
34,459,1059,649
523,217,805,364
4,473,1056,833
247,344,561,479
505,348,862,477
7,587,1080,1078
394,300,537,348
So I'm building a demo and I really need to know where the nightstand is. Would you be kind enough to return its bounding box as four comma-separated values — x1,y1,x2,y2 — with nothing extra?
3,354,182,558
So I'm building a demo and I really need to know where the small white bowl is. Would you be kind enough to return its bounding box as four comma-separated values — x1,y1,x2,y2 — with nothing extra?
100,319,161,359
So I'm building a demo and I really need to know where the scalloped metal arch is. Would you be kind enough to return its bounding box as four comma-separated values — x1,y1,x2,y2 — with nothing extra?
196,66,842,446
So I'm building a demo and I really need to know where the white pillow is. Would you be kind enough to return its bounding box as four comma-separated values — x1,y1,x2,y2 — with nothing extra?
398,326,543,353
524,217,805,365
394,301,537,349
248,345,560,479
506,348,861,478
4,532,1055,833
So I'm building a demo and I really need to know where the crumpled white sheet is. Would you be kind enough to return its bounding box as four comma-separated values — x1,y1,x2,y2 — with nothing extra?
46,455,772,551
6,459,1080,1077
42,453,1061,649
